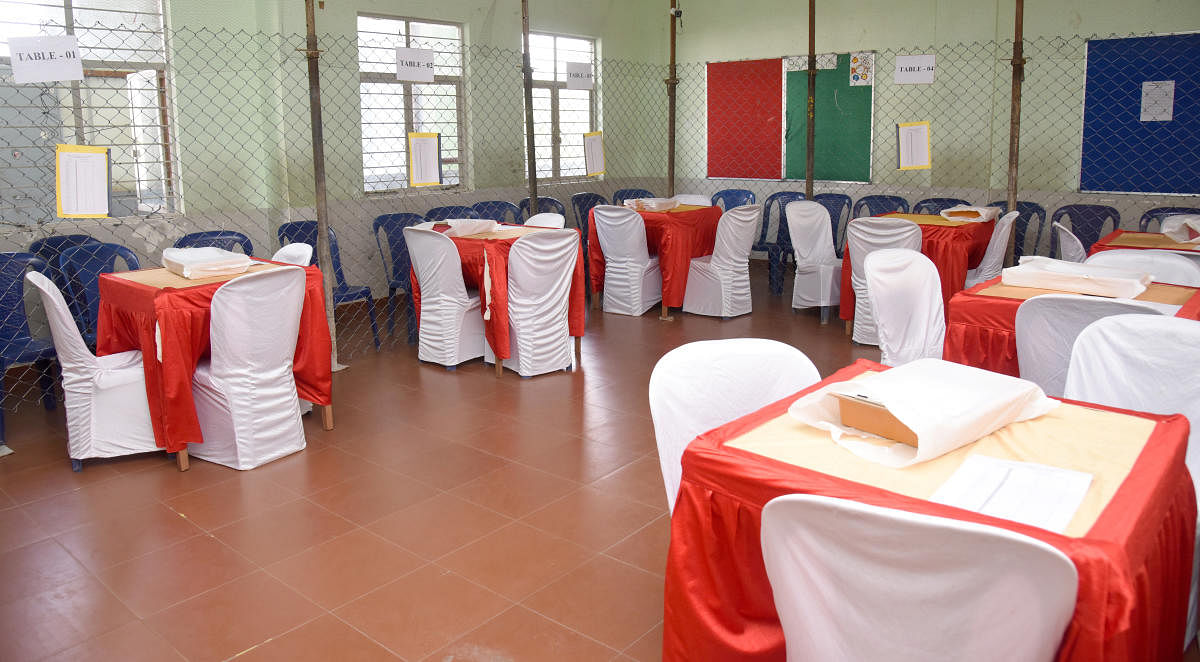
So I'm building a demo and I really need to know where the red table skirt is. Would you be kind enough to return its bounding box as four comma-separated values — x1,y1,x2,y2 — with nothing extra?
663,360,1195,662
588,205,723,308
97,264,333,453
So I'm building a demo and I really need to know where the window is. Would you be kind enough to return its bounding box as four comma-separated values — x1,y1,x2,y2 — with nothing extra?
526,33,596,181
357,15,464,192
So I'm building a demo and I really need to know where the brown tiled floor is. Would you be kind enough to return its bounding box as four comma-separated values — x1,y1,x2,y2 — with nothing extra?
0,265,889,661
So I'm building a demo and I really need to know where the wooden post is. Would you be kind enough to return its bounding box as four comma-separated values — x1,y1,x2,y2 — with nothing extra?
303,0,339,365
1004,0,1025,266
667,0,679,198
805,0,816,198
521,0,539,216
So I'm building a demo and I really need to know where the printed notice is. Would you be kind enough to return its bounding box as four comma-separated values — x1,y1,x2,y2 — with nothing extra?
1140,80,1175,122
584,131,605,176
396,47,435,83
407,133,442,187
56,144,110,218
894,54,936,84
897,121,931,170
850,52,873,86
9,35,83,84
566,62,594,90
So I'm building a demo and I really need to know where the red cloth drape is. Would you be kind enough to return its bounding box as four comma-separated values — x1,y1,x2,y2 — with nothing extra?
663,359,1194,662
588,205,723,307
96,264,333,453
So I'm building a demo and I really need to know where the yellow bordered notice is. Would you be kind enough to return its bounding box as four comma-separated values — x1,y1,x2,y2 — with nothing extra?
896,121,931,170
584,131,605,176
407,132,442,187
56,144,110,217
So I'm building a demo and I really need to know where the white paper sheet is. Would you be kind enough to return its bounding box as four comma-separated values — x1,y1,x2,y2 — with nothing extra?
584,131,605,176
566,62,594,90
407,133,441,187
9,35,83,84
395,47,435,82
894,54,936,84
931,455,1093,533
57,149,109,217
1002,256,1152,298
897,122,931,170
1140,80,1175,122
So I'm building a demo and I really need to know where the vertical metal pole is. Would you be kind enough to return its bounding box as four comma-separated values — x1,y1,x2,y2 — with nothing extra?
303,0,339,364
804,0,816,198
666,0,678,197
1004,0,1025,266
63,0,86,144
521,0,539,216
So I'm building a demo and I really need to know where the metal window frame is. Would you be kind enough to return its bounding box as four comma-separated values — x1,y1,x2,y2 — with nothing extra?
527,31,597,183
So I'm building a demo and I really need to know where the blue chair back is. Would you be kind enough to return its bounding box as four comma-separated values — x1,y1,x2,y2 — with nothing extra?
1049,204,1120,257
519,196,567,220
912,197,971,215
277,221,349,288
853,195,910,217
0,253,47,344
613,188,655,205
425,205,480,222
173,230,254,255
29,234,100,291
712,189,756,210
372,213,426,287
57,243,141,337
1139,207,1200,232
813,193,854,258
472,201,521,224
758,192,806,253
571,192,608,242
988,200,1047,259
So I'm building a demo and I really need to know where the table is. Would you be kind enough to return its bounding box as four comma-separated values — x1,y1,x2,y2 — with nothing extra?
663,359,1195,662
839,213,994,320
943,276,1200,376
1090,229,1200,260
587,204,722,318
97,262,334,469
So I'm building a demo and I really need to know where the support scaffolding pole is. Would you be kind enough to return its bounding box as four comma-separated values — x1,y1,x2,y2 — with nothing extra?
666,0,679,198
805,0,816,198
1004,0,1025,265
520,0,539,220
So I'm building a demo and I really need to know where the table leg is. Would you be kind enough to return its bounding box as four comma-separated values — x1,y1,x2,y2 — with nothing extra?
495,360,504,377
845,320,853,336
591,292,601,310
320,405,333,431
176,448,190,472
659,302,674,321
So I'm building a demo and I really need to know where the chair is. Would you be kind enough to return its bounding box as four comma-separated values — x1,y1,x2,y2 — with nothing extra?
24,272,157,471
518,196,566,220
1015,293,1164,398
483,230,578,377
672,193,711,206
1052,221,1087,263
648,339,819,512
785,201,840,319
277,221,379,350
1138,207,1200,232
592,205,661,316
373,213,426,344
1050,204,1119,256
57,243,141,345
711,188,755,210
571,192,608,302
425,205,480,222
964,210,1020,288
852,194,909,217
1064,314,1200,645
526,212,566,229
271,243,313,265
864,249,945,366
913,197,972,215
403,227,486,368
682,204,761,318
758,192,806,295
189,267,307,470
472,200,522,225
613,188,655,205
0,254,57,444
812,194,853,258
988,200,1047,260
1085,249,1200,287
173,230,254,256
846,218,922,345
29,234,100,292
760,494,1078,662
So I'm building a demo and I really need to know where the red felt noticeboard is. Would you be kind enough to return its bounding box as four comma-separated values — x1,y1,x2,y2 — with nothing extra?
706,58,782,179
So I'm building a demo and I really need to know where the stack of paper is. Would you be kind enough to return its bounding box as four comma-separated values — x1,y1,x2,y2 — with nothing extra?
931,455,1093,533
1001,256,1152,298
939,205,1001,222
623,198,677,212
1161,215,1200,243
443,219,499,237
162,247,252,279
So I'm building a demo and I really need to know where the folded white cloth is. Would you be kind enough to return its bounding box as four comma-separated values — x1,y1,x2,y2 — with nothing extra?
940,205,1001,222
1002,256,1152,298
623,198,677,212
162,247,252,279
442,219,499,237
1161,214,1200,244
788,359,1058,467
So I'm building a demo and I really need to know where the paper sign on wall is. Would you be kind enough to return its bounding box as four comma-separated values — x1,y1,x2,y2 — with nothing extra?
9,35,83,84
56,144,110,217
849,52,873,86
1140,80,1175,122
566,62,594,90
407,133,442,186
396,47,435,83
894,54,936,84
897,121,931,170
583,131,605,176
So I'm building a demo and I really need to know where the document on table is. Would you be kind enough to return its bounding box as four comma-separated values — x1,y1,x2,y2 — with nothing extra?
930,455,1092,533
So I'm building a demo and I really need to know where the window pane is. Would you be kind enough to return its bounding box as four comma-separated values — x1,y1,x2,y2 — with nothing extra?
357,15,405,74
360,81,407,192
528,33,555,81
409,21,462,76
555,36,593,84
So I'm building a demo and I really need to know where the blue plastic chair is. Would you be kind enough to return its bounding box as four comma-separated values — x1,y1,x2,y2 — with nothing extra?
712,189,756,210
425,205,480,222
29,234,100,293
912,197,971,215
758,192,806,295
853,195,909,217
277,221,380,350
373,213,426,345
1139,207,1200,232
1049,204,1120,258
173,230,255,255
813,193,853,258
571,192,608,303
988,200,1048,260
472,201,522,225
0,253,57,443
57,243,141,346
613,188,655,205
519,196,567,220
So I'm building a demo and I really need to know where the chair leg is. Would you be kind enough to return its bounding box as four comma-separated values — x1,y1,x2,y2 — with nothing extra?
820,306,831,325
319,404,333,430
71,458,82,472
386,287,397,336
36,358,56,410
767,250,784,295
406,297,418,345
366,297,381,350
175,448,189,472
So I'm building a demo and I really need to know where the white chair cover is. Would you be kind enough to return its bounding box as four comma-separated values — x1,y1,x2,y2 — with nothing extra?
965,210,1019,288
1015,293,1164,398
483,230,578,376
271,242,312,266
25,272,158,463
404,227,486,366
864,249,945,366
648,339,820,513
682,204,761,317
189,267,307,470
1054,221,1087,262
1085,249,1200,287
593,205,662,316
786,200,842,309
525,212,566,229
846,217,922,344
1065,314,1200,646
761,494,1078,662
673,194,711,206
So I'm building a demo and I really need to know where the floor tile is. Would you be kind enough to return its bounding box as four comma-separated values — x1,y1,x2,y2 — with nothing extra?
0,538,92,606
0,461,121,504
306,466,438,525
0,505,49,554
605,515,671,577
254,447,375,495
164,472,300,531
55,503,202,571
623,622,663,662
368,492,511,560
451,464,579,519
430,605,617,662
517,437,645,484
235,614,399,661
522,486,662,551
211,498,355,565
437,522,593,600
392,442,509,491
589,456,670,511
0,575,136,661
267,528,422,609
42,620,186,662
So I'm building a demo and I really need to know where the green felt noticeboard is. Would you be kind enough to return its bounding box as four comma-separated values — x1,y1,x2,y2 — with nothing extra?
784,53,872,182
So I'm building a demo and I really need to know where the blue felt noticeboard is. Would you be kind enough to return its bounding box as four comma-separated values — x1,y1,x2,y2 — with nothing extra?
1080,34,1200,194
